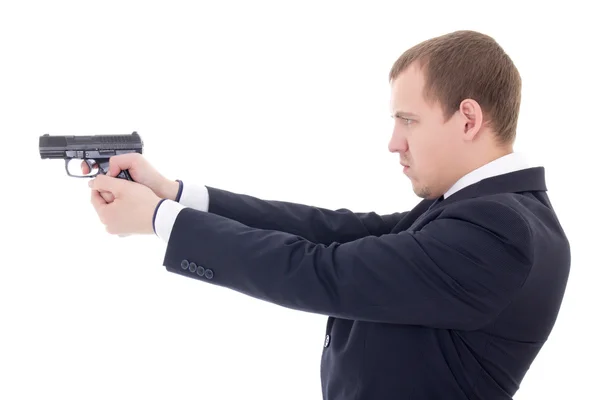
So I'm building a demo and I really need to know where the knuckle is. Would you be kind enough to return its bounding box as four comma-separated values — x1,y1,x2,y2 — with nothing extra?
131,154,142,167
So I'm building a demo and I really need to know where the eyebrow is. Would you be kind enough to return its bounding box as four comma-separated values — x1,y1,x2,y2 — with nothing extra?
392,110,419,118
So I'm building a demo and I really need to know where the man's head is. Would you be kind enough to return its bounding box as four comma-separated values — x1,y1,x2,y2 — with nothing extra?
388,30,521,199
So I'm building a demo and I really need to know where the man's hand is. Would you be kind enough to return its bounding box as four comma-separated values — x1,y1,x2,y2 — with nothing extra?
89,174,162,235
82,153,180,203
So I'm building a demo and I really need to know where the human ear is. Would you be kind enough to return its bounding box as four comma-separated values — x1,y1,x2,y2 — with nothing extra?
459,99,483,140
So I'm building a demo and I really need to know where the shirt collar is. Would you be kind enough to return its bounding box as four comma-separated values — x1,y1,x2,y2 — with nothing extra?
444,152,530,199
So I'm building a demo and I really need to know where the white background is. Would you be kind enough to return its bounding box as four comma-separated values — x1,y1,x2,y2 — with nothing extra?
1,1,598,399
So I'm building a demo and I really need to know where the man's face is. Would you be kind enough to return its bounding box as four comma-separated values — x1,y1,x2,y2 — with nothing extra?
388,64,463,200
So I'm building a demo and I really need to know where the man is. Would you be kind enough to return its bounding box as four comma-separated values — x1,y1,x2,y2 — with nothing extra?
86,30,570,399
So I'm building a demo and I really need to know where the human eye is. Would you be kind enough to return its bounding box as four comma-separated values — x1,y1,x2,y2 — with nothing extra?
397,116,413,125
392,113,416,126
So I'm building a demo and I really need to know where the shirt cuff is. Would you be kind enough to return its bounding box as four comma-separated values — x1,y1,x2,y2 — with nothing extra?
153,199,186,243
174,180,184,202
178,181,209,211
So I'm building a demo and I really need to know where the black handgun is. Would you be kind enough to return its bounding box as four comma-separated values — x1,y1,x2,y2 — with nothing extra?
39,131,143,181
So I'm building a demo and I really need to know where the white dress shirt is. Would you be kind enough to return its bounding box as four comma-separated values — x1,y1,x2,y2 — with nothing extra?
154,152,531,243
443,152,530,199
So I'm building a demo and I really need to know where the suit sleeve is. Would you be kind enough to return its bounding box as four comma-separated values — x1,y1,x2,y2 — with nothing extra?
162,199,533,330
204,186,408,243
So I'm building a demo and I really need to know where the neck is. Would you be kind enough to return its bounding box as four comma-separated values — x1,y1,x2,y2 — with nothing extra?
443,143,514,196
468,145,513,173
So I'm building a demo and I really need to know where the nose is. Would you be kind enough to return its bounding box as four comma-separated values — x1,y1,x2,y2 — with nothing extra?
388,127,408,154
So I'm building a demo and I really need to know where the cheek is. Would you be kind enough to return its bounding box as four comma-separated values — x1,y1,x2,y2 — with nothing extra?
410,128,447,174
410,128,437,158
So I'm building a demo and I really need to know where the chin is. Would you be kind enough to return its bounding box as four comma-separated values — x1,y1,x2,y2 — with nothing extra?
413,185,433,199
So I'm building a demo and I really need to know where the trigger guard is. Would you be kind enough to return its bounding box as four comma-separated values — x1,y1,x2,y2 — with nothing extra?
65,159,99,178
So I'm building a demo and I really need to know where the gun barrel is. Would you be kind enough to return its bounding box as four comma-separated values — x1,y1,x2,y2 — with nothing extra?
39,131,143,159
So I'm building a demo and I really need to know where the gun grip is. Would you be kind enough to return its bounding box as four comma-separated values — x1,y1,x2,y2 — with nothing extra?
116,169,134,181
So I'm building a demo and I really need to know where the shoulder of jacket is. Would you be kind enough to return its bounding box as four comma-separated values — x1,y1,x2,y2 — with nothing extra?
441,195,534,240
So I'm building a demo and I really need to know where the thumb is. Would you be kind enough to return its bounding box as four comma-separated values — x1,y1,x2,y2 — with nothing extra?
108,153,138,177
89,174,124,195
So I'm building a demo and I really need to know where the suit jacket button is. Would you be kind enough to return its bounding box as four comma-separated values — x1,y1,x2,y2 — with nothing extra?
196,266,205,277
204,269,214,280
180,260,189,270
189,262,197,273
324,334,330,348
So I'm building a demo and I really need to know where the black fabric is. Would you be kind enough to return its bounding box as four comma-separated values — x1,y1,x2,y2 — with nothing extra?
162,167,569,399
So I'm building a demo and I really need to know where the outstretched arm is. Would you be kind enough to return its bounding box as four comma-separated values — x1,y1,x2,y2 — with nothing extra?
157,198,533,330
168,181,408,244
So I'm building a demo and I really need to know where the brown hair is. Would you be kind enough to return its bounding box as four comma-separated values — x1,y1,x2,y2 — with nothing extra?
389,30,521,145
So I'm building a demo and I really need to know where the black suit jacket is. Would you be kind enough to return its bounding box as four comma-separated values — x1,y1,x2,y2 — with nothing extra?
162,167,570,399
